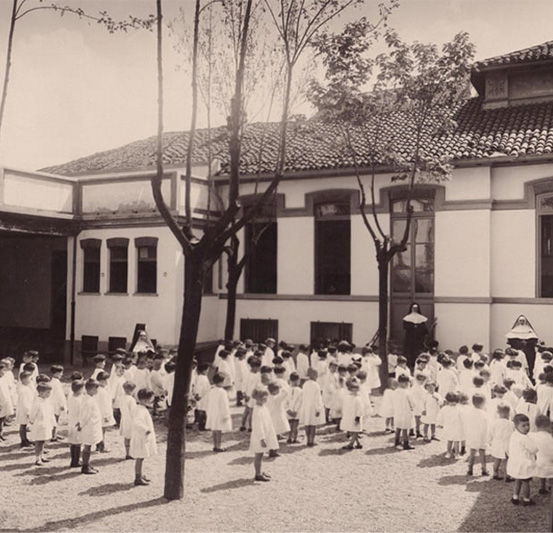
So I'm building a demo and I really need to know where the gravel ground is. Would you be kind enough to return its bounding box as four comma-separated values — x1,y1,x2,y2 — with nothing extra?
0,398,550,532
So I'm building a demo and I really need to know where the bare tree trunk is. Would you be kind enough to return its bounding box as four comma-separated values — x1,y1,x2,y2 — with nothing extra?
224,265,239,342
377,253,389,391
0,0,17,146
164,253,204,501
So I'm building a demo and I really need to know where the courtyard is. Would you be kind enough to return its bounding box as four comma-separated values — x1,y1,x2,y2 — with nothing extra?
0,397,549,532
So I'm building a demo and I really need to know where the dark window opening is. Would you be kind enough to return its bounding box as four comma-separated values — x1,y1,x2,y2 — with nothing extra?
245,222,277,294
541,214,553,297
240,318,278,344
310,321,352,345
315,219,351,295
109,245,128,293
83,247,100,293
137,245,157,294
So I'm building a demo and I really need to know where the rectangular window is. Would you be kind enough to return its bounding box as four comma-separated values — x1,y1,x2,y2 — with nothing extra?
315,219,351,295
240,318,278,343
137,245,157,294
310,321,352,344
80,239,101,293
245,222,277,294
107,238,129,293
541,214,553,297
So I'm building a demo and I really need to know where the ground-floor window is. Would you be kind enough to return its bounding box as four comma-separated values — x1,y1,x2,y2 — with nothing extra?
310,321,352,345
240,318,278,343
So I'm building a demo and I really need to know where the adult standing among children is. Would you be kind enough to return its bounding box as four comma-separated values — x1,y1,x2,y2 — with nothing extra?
506,315,539,378
403,303,428,369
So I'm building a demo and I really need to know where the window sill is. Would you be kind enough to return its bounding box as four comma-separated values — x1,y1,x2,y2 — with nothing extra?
133,292,159,297
78,291,101,295
105,292,129,296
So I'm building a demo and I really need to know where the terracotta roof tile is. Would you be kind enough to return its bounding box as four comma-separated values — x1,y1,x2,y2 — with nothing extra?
43,97,553,177
474,40,553,70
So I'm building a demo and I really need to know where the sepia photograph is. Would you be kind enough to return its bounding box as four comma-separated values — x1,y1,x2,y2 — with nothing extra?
2,0,553,531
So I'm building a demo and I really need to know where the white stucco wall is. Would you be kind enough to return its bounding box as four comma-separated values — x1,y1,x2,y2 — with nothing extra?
435,210,491,297
435,303,491,352
491,162,553,201
491,209,536,297
445,166,491,201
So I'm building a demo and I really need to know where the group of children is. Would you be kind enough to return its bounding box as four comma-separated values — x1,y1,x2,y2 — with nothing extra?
2,337,553,502
0,349,162,486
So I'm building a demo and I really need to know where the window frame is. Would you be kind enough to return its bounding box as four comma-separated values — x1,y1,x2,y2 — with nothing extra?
135,237,158,295
80,238,101,294
537,193,553,297
106,238,129,294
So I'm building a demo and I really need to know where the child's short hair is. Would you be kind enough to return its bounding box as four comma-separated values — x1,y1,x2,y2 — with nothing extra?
535,415,551,431
397,356,407,365
36,382,52,394
273,366,286,376
503,378,516,390
165,361,176,373
71,380,85,393
441,357,453,368
267,381,280,394
513,413,529,426
97,371,110,382
463,358,473,369
317,350,328,359
522,388,537,403
212,373,225,385
123,381,136,393
510,360,523,369
472,393,486,408
272,356,284,366
19,371,32,381
472,376,484,387
289,372,300,382
544,366,553,376
50,365,63,374
424,381,436,390
474,361,485,369
70,371,84,381
356,370,367,381
542,351,553,362
457,392,469,404
92,354,106,363
347,364,357,373
307,367,318,380
251,387,268,401
415,373,427,382
491,349,504,361
445,392,459,403
122,356,134,367
459,345,469,355
492,384,507,395
247,356,262,368
472,343,483,352
397,374,410,384
346,377,359,391
85,378,99,392
260,366,272,374
137,388,155,402
197,363,210,373
36,374,51,384
23,362,36,373
497,403,511,418
218,350,230,359
479,369,490,377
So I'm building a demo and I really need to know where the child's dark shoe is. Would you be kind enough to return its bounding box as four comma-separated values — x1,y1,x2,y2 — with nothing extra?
505,475,515,483
268,450,280,457
134,476,150,486
466,468,473,476
481,470,490,476
522,499,536,506
539,488,549,495
239,426,247,432
125,455,133,460
431,436,440,442
141,475,151,482
403,443,415,450
81,466,98,475
254,473,270,482
213,447,226,453
493,475,504,481
341,444,354,450
354,443,363,449
511,497,520,505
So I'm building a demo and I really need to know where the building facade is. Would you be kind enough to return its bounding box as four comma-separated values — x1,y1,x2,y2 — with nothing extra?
3,41,553,361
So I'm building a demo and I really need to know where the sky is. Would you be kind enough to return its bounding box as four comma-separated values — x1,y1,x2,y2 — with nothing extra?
0,0,553,171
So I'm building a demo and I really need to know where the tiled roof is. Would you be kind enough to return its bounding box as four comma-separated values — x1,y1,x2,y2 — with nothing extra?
43,97,553,177
473,40,553,70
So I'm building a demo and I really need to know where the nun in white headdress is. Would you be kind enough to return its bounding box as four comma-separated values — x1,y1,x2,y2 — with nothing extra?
506,315,538,376
403,302,428,368
132,329,155,354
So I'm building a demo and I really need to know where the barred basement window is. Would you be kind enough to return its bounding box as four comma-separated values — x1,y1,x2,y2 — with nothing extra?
107,238,129,293
80,239,101,293
135,237,158,294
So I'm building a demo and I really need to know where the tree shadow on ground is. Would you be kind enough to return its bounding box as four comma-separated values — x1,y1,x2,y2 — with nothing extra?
29,470,81,485
364,446,402,456
91,456,128,467
222,439,250,452
79,482,135,496
2,461,34,472
321,433,349,444
276,444,306,455
437,474,471,486
318,447,352,456
227,455,253,466
185,449,218,459
14,464,68,477
418,454,455,469
0,444,30,457
201,478,253,493
25,497,167,532
455,477,550,532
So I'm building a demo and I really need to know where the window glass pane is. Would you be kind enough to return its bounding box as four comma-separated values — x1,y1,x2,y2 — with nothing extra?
392,198,434,213
392,245,411,293
83,262,100,293
415,244,434,293
392,219,407,239
315,201,350,217
315,219,350,295
110,262,128,292
415,218,434,243
111,247,127,261
541,215,553,297
245,222,277,294
137,262,156,293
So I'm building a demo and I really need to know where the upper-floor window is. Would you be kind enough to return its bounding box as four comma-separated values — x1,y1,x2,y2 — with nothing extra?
315,196,351,295
135,237,158,294
107,238,129,293
538,194,553,297
80,238,101,293
244,200,277,294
